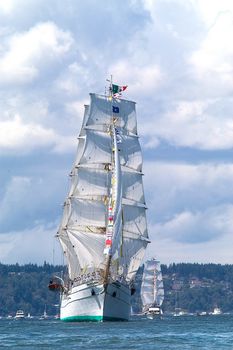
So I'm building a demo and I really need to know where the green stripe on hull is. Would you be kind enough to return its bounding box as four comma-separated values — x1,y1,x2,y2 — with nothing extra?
61,315,127,322
61,315,102,322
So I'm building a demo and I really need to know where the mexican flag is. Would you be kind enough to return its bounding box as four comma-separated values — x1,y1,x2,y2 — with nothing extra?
112,84,128,96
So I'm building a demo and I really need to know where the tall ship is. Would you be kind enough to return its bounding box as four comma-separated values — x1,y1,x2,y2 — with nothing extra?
50,82,149,321
140,258,164,319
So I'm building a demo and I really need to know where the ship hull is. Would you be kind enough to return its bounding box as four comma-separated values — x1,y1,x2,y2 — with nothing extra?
60,281,131,322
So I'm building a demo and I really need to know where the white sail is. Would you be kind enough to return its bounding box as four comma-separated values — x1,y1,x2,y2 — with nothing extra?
68,197,107,228
59,231,81,279
122,169,145,204
118,134,142,172
67,229,105,269
57,92,149,285
80,105,89,136
70,166,110,198
141,259,164,308
78,129,112,166
87,93,137,134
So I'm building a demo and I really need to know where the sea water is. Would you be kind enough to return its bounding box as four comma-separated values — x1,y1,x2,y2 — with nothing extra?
0,315,232,349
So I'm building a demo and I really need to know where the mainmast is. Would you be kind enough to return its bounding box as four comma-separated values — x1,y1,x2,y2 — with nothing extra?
103,77,124,285
153,263,156,306
103,110,121,284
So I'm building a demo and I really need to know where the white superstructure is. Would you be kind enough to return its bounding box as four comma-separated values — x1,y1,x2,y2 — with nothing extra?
15,310,25,320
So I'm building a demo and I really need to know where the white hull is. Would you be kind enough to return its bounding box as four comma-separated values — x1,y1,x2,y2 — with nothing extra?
15,310,25,319
146,312,162,320
144,306,162,320
60,281,131,322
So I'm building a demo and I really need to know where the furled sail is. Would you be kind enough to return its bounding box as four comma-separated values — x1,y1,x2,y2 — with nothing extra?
141,259,164,307
57,92,149,282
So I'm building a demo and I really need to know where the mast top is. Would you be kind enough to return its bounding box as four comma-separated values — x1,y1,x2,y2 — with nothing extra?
106,75,128,98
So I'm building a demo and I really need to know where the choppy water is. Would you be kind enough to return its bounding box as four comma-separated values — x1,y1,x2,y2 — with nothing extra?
0,315,233,349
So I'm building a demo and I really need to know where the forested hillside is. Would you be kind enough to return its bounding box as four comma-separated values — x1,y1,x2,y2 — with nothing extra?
0,262,233,316
161,263,233,313
0,262,63,316
133,263,233,314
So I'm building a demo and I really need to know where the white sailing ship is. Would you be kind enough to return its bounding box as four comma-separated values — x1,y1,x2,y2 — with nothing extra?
141,258,164,319
50,83,149,322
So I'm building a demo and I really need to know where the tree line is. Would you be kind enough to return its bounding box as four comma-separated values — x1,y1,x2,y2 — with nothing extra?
0,262,233,316
0,262,63,316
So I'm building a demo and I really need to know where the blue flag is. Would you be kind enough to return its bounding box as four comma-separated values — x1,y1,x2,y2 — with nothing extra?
112,106,119,113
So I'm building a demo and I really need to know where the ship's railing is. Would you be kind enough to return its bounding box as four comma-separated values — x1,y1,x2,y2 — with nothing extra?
67,270,131,289
71,270,103,287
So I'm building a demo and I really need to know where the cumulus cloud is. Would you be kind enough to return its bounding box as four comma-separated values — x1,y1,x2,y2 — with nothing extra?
147,228,233,264
0,176,43,232
190,10,233,84
0,0,233,264
144,161,233,221
0,115,55,152
152,204,233,244
108,61,164,98
0,224,60,264
143,160,233,261
125,1,233,152
0,173,67,234
0,0,14,14
140,98,233,150
0,114,76,154
0,22,74,85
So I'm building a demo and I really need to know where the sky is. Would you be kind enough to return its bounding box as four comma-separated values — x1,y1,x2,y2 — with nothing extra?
0,0,233,265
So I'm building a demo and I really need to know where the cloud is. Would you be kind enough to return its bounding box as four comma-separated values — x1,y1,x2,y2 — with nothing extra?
108,61,163,98
99,1,233,152
0,177,42,232
144,161,233,221
146,228,233,264
190,10,233,82
0,114,54,152
143,160,233,262
0,114,76,154
152,204,233,244
193,0,233,27
0,22,74,85
0,0,14,14
140,98,233,151
0,224,59,265
0,174,66,233
0,0,233,264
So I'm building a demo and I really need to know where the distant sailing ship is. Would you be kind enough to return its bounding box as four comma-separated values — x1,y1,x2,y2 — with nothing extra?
140,258,164,319
49,81,150,321
39,305,48,320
